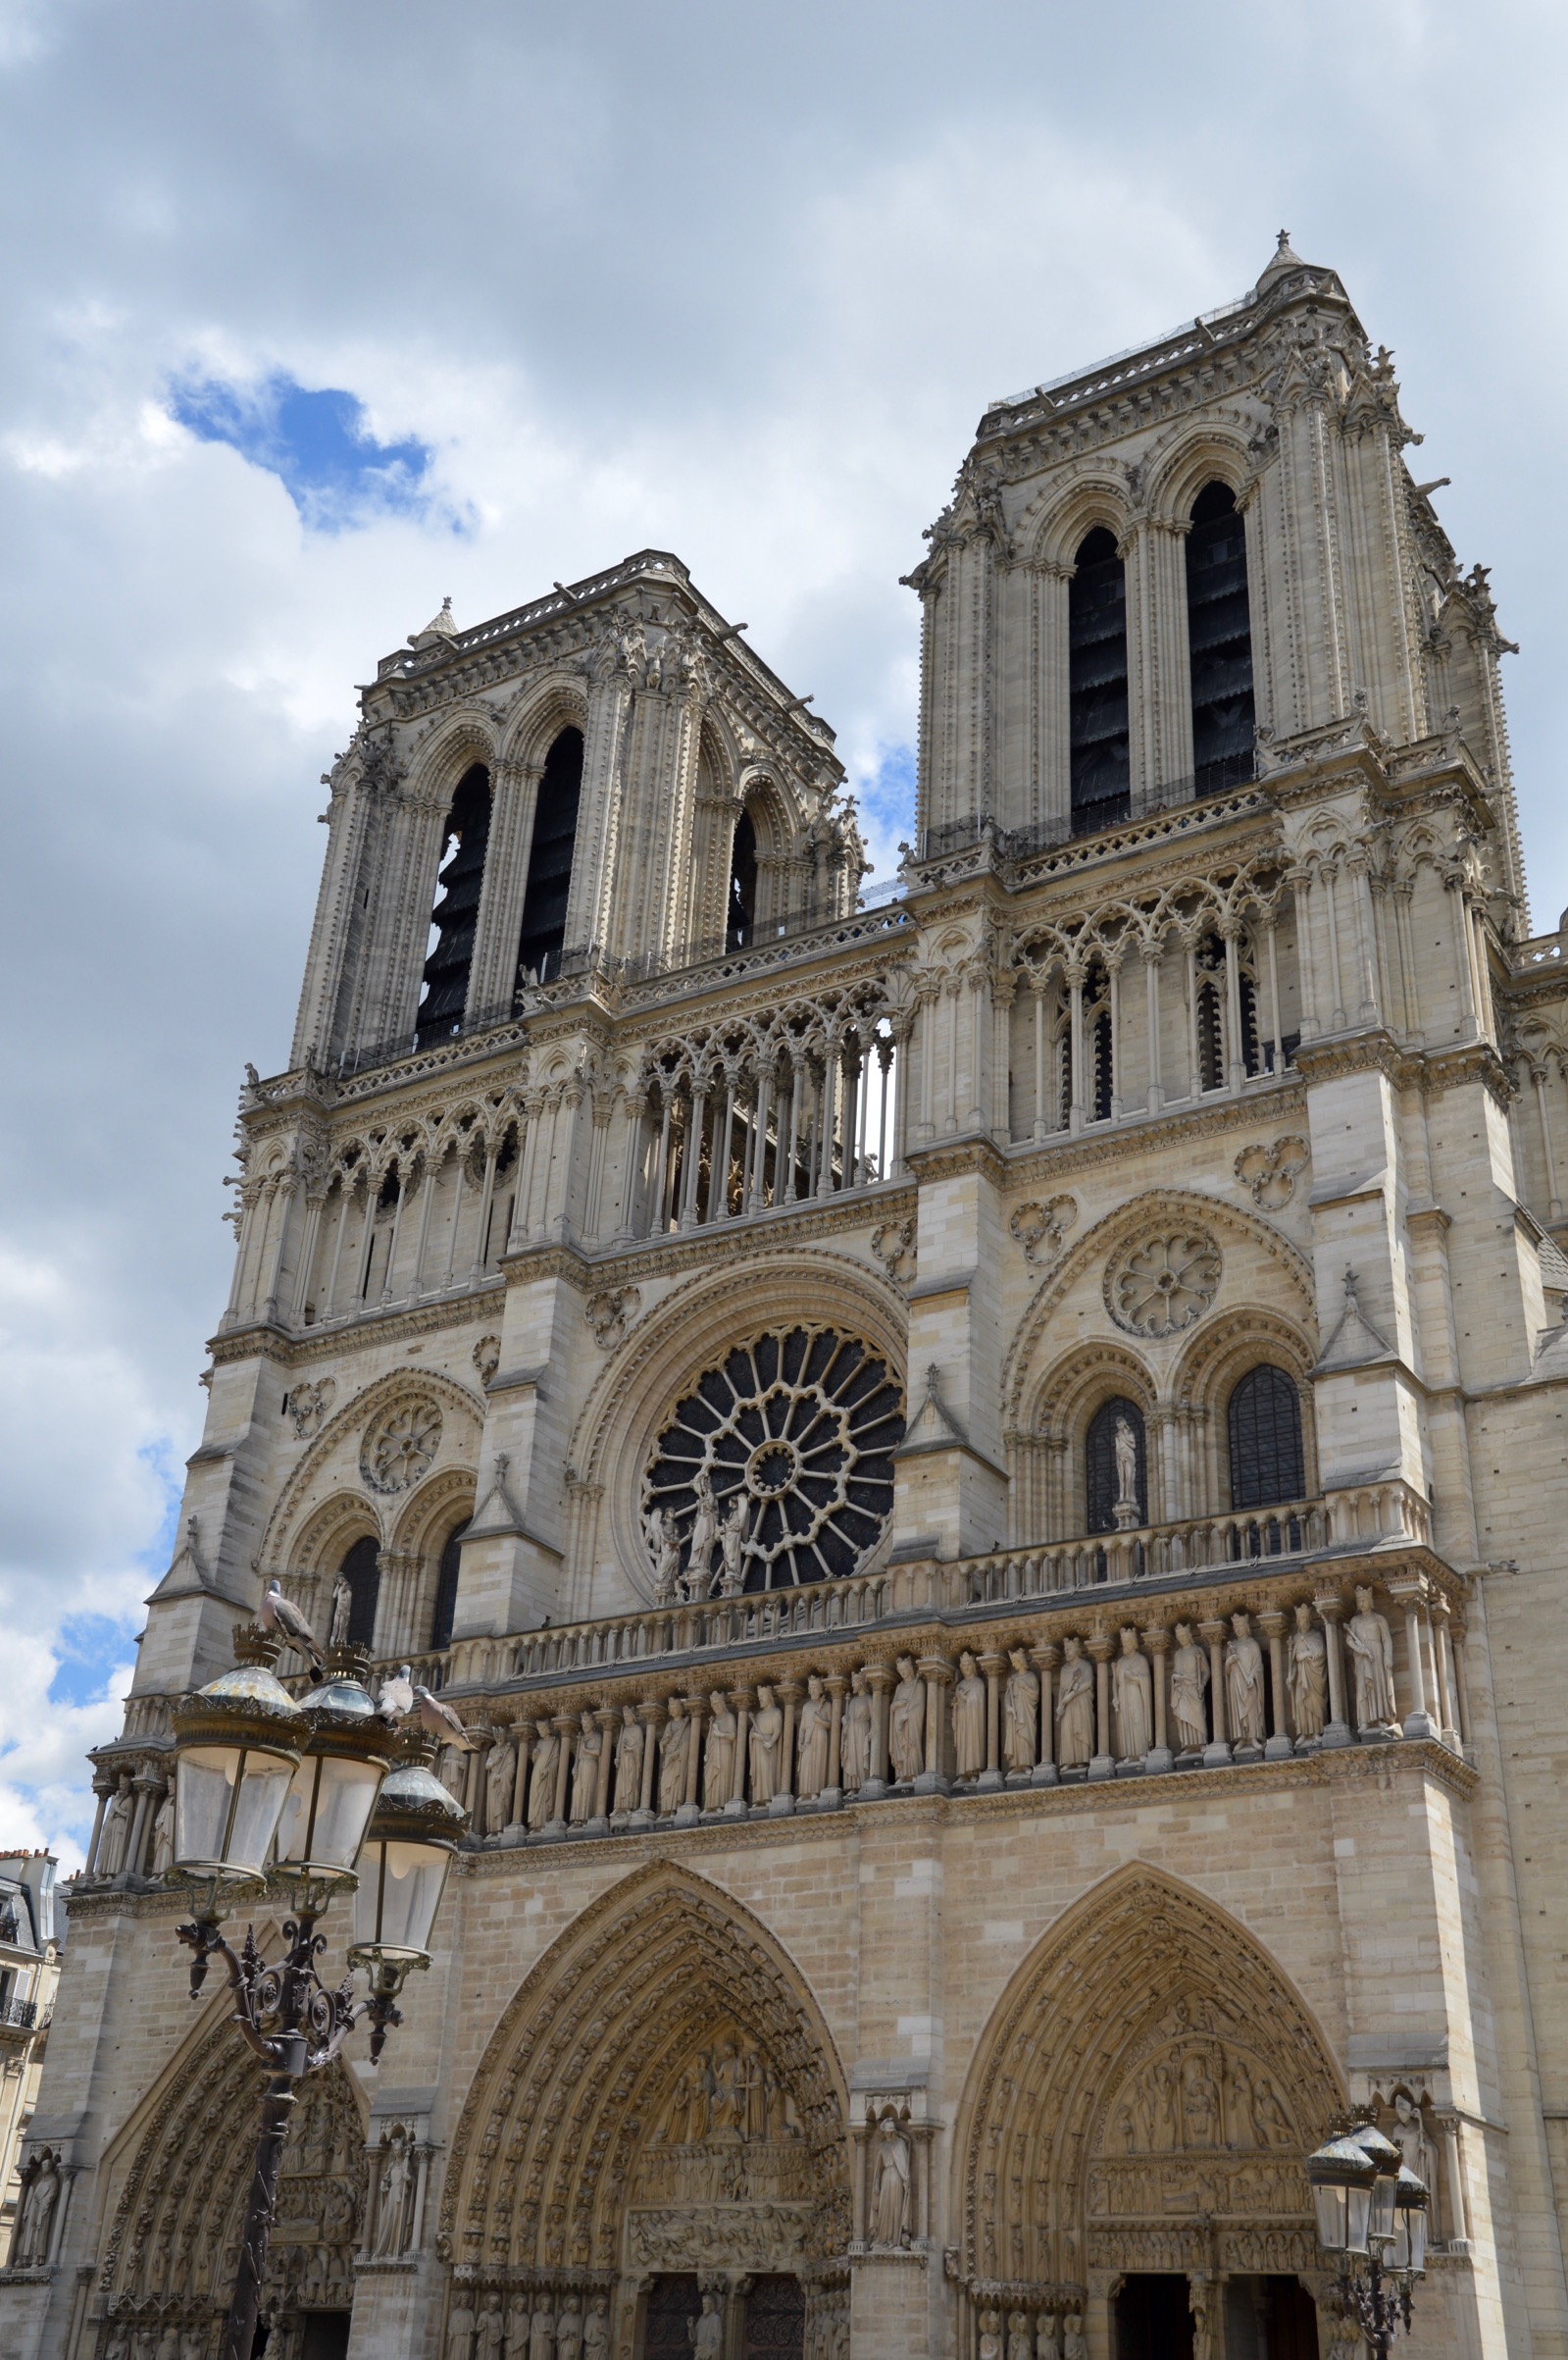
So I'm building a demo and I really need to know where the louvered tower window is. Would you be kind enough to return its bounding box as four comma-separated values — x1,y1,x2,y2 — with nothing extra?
1086,1397,1146,1533
337,1534,381,1650
1227,1364,1305,1509
1186,482,1255,792
728,808,758,950
516,727,585,987
416,764,490,1048
1068,527,1131,834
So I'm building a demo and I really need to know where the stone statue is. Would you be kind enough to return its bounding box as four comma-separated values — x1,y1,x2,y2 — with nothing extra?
688,2290,724,2356
796,1674,832,1799
1391,2089,1437,2192
1226,1611,1267,1748
840,1668,873,1789
703,1694,737,1808
582,2297,609,2359
1346,1585,1399,1730
1170,1621,1210,1752
374,2129,411,2256
1003,1648,1038,1774
1113,1414,1139,1515
612,1704,644,1815
952,1650,986,1778
439,1743,469,1803
978,2312,1003,2360
1112,1625,1152,1761
528,2299,555,2359
97,1775,133,1877
716,1489,750,1596
485,1737,514,1834
645,1505,681,1604
683,1469,721,1600
1055,1634,1094,1769
1063,2317,1087,2360
155,2327,179,2360
1007,2315,1033,2360
1187,2283,1212,2360
889,1655,925,1782
569,1709,601,1822
527,1720,560,1830
1036,2317,1060,2360
506,2295,531,2356
16,2153,58,2267
475,2293,505,2360
1182,2051,1221,2147
658,1699,690,1814
105,2331,131,2360
749,1684,784,1803
329,1571,353,1648
870,2109,912,2245
447,2295,477,2360
149,1788,175,1875
1288,1601,1328,1740
554,2295,582,2360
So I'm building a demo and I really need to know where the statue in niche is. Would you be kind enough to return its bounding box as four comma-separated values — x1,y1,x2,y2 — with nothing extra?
716,1490,750,1596
447,2294,476,2360
1063,2317,1087,2360
527,1719,560,1830
15,2153,59,2267
870,2109,912,2246
1003,1648,1038,1773
475,2293,505,2360
569,1709,601,1822
1113,1626,1152,1761
658,1699,690,1814
1390,2090,1438,2192
555,2295,582,2360
688,2291,724,2357
682,1469,721,1602
612,1704,644,1815
529,2298,555,2358
507,2294,531,2355
1346,1586,1400,1731
1182,2052,1221,2148
149,1787,175,1875
952,1651,986,1778
889,1656,925,1782
703,1694,736,1808
1055,1635,1094,1769
97,1775,133,1877
749,1684,784,1803
1288,1601,1328,1739
1226,1612,1267,1748
484,1737,514,1834
978,2312,1003,2360
841,1668,873,1789
645,1504,681,1605
439,1743,468,1804
374,2126,412,2257
1188,2284,1212,2360
329,1571,353,1649
1113,1414,1140,1517
1007,2313,1032,2360
582,2296,610,2359
1170,1621,1210,1752
795,1675,832,1799
1036,2317,1060,2360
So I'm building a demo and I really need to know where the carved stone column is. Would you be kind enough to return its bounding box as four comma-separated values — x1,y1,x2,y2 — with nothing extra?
549,1711,576,1835
1435,2111,1471,2249
979,1651,1005,1791
510,1721,532,1831
1258,1609,1293,1760
824,1672,848,1807
1199,1618,1232,1767
1030,1641,1059,1785
915,1657,952,1794
1314,1591,1352,1748
863,1662,893,1796
1087,1632,1116,1781
1388,1577,1437,1740
772,1681,802,1818
1142,1625,1173,1775
82,1775,113,1878
592,1708,619,1824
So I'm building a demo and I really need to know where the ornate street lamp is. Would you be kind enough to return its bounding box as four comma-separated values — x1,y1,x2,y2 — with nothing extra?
1306,2117,1427,2352
168,1623,468,2360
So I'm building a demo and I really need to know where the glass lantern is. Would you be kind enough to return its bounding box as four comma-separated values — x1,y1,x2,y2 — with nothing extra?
1390,2164,1430,2277
1306,2130,1379,2258
350,1743,468,1970
170,1636,306,1889
276,1666,397,1885
1355,2121,1403,2247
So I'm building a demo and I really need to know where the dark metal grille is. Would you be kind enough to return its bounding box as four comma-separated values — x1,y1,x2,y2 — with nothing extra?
516,727,584,987
416,764,491,1047
1086,1397,1146,1534
1186,482,1255,779
429,1524,464,1651
729,807,758,950
1069,527,1131,833
1227,1364,1305,1510
643,2276,704,2357
744,2275,805,2357
338,1534,381,1649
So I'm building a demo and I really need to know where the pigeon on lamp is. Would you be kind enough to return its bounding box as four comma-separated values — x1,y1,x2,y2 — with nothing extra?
261,1578,324,1674
413,1684,478,1751
378,1666,416,1724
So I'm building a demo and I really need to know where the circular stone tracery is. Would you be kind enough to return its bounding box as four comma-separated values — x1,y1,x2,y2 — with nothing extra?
361,1399,442,1494
645,1326,904,1590
1107,1231,1222,1339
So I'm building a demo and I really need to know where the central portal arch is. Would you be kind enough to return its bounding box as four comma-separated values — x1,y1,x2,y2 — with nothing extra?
953,1865,1343,2353
440,1864,851,2356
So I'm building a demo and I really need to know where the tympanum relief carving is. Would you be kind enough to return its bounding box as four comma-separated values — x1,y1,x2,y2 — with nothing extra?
627,2019,818,2272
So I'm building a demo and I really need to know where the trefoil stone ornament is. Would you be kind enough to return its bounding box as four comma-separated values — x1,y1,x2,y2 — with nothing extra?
1010,1195,1078,1265
1107,1231,1222,1338
584,1286,641,1349
1234,1136,1309,1210
472,1335,501,1386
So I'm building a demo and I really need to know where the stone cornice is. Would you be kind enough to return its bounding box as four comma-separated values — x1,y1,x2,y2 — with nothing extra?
528,1182,920,1292
904,1135,1009,1188
209,1276,506,1371
1002,1076,1306,1192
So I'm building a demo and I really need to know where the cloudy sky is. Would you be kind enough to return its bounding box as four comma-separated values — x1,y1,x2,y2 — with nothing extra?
2,0,1564,1863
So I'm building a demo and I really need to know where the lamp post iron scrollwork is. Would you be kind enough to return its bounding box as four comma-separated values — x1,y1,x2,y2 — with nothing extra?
1306,2114,1429,2352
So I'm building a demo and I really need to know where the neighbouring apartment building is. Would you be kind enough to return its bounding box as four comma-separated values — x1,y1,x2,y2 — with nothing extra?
5,234,1568,2359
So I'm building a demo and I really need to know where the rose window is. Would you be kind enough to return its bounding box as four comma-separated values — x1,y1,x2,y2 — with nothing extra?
1107,1232,1222,1338
644,1326,904,1590
361,1400,442,1494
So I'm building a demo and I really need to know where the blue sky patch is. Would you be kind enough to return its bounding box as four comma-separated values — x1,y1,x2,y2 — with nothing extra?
48,1613,137,1710
170,371,436,532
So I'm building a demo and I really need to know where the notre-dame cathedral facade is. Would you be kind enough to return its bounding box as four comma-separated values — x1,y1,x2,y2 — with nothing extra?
7,234,1568,2360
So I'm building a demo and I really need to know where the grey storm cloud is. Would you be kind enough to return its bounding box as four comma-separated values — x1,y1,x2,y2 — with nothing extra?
1,0,1564,1858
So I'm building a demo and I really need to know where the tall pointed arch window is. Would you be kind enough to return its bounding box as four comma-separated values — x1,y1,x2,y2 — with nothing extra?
1186,481,1255,792
1227,1364,1304,1509
429,1520,467,1651
1086,1397,1146,1533
1068,527,1131,835
416,763,491,1048
516,727,584,988
728,808,758,950
337,1534,381,1650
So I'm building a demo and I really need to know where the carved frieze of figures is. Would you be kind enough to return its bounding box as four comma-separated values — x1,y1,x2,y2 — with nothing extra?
629,2203,812,2267
1099,2032,1298,2187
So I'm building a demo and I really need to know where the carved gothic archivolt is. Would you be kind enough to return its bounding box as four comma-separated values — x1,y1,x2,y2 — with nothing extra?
440,1863,849,2279
954,1865,1341,2296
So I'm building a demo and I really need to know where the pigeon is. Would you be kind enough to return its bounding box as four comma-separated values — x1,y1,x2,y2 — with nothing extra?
378,1666,416,1724
413,1684,479,1750
261,1578,324,1671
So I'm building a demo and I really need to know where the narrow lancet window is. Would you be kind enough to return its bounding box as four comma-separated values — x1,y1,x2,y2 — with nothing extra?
1068,527,1131,834
430,1522,465,1650
337,1534,381,1650
516,727,584,988
1086,1397,1146,1532
1228,1364,1304,1510
416,764,491,1048
1186,481,1255,791
728,808,758,950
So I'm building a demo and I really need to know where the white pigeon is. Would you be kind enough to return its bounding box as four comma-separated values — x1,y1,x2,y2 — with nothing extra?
378,1665,416,1724
261,1578,324,1670
413,1683,478,1751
